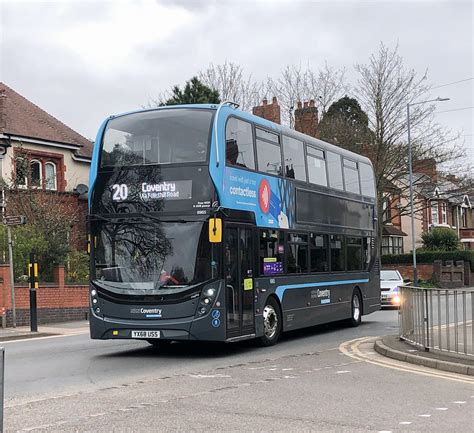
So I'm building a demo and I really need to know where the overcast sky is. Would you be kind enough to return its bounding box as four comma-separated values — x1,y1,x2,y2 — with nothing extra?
1,0,472,160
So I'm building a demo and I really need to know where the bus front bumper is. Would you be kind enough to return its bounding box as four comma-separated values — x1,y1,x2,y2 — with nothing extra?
89,309,227,342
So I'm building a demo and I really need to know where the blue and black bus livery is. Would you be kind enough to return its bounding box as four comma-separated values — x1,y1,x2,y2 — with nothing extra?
88,102,379,346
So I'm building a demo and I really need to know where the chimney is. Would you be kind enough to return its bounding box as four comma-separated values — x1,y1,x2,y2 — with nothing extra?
253,96,281,124
294,99,319,138
413,158,437,181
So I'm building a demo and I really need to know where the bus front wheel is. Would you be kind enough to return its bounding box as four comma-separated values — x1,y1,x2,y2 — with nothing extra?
348,290,362,327
257,297,282,347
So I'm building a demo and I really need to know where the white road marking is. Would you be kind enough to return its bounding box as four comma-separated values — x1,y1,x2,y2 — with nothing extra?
418,414,431,417
283,375,298,379
189,374,231,379
399,421,412,425
453,401,466,404
282,368,294,371
436,408,448,411
268,368,277,371
378,430,392,433
335,370,351,374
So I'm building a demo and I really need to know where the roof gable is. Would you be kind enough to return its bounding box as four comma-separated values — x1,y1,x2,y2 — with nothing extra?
0,82,92,158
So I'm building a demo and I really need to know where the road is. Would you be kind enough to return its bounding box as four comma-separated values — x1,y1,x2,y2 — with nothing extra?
3,309,473,432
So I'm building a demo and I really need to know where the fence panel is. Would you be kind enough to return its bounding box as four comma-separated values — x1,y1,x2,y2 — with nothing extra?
399,286,474,357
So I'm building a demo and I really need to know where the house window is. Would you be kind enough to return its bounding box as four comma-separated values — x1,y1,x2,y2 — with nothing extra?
14,152,63,191
441,202,447,224
381,236,403,255
30,160,42,187
431,201,439,225
462,207,468,228
15,157,28,186
45,162,57,190
382,195,392,222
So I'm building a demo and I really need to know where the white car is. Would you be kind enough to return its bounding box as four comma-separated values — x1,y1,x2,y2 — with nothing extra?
380,269,403,307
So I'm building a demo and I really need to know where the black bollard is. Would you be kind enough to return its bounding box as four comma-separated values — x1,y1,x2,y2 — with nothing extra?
29,253,38,332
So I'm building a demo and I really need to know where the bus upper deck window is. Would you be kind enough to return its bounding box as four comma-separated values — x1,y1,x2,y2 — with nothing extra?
225,118,255,169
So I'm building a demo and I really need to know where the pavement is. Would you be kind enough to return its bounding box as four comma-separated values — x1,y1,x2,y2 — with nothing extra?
375,334,474,376
0,320,89,342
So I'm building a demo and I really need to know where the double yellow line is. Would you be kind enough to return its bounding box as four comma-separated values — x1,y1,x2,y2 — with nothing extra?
339,337,474,385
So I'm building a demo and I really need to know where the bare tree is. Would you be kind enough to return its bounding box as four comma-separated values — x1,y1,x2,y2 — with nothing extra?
199,61,263,111
269,63,348,126
354,42,464,229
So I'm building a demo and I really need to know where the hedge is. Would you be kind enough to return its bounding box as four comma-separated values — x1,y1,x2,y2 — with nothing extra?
381,250,474,272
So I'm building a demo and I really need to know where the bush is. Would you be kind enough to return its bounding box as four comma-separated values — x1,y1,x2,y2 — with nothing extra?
382,250,474,271
0,224,49,281
66,250,89,284
421,227,460,251
0,224,70,282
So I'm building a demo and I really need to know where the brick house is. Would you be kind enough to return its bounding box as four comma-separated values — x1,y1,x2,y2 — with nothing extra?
0,82,92,248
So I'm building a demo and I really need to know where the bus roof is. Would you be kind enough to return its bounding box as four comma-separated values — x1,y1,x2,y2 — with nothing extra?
106,103,373,167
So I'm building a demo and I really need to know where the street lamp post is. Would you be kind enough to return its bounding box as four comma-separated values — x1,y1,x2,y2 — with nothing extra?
407,97,449,286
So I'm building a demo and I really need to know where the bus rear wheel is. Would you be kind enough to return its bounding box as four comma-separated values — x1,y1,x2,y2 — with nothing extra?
348,290,362,327
257,297,282,347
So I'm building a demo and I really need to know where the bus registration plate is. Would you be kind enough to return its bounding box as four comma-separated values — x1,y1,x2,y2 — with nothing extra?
131,330,161,339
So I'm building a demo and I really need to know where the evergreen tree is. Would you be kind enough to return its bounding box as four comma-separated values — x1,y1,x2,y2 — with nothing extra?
162,77,220,106
318,96,372,153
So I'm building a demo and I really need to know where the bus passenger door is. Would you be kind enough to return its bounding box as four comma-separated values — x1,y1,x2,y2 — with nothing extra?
225,225,255,338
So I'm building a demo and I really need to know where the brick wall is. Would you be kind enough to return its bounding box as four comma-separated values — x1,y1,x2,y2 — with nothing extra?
0,264,89,327
382,263,434,282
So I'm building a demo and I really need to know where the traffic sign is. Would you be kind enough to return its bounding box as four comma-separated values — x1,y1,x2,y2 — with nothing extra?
3,215,26,226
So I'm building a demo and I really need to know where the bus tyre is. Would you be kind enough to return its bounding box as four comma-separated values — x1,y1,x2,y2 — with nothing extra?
349,290,362,327
257,297,282,347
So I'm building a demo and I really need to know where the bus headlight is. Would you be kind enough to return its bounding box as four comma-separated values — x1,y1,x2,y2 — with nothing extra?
196,283,219,317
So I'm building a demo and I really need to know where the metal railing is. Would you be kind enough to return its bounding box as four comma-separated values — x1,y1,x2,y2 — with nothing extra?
399,286,474,357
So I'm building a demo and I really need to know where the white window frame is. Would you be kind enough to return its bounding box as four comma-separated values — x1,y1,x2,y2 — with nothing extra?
15,156,28,188
431,201,439,225
45,161,57,191
441,202,447,224
30,159,42,188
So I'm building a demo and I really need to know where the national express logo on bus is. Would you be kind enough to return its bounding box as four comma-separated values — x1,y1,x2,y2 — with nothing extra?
222,167,294,229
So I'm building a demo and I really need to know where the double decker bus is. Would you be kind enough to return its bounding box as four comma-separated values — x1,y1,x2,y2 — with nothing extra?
88,102,380,346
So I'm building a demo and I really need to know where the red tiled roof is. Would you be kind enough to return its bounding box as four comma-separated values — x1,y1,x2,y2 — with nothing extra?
0,82,92,158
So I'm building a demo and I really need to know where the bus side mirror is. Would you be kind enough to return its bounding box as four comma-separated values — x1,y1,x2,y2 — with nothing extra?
209,218,222,243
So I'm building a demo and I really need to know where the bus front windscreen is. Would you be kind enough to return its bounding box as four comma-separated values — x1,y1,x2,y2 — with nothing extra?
92,221,218,292
101,109,214,167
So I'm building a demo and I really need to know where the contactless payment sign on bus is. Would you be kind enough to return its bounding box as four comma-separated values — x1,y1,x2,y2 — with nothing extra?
222,167,293,229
